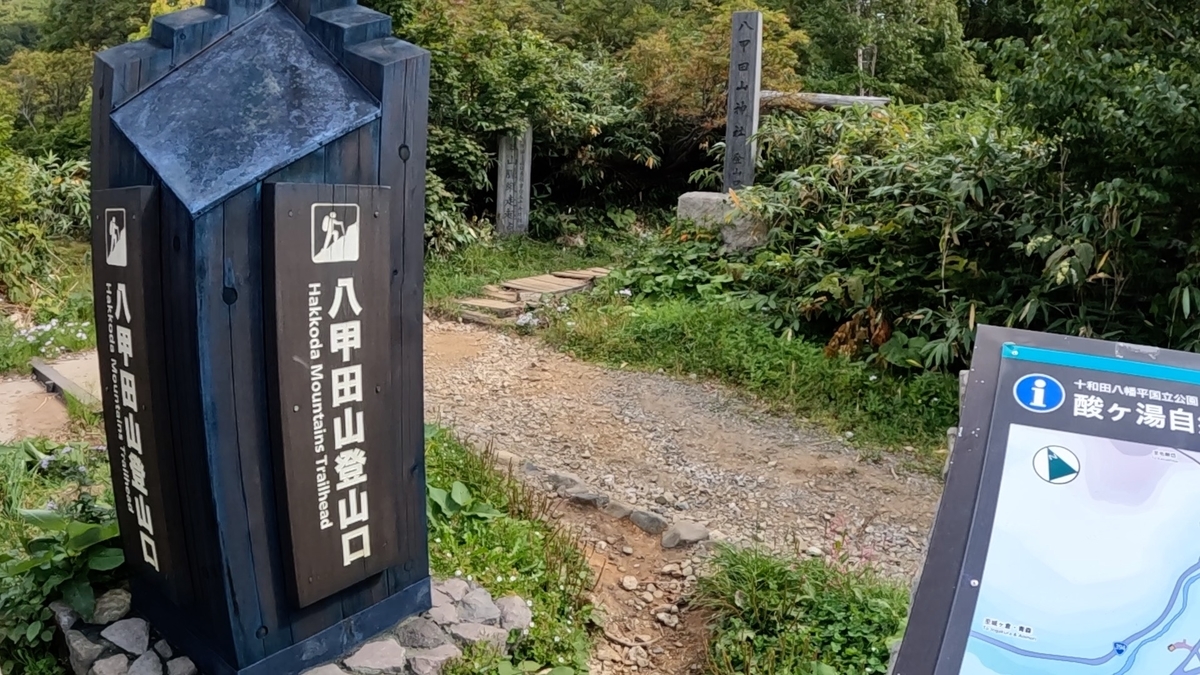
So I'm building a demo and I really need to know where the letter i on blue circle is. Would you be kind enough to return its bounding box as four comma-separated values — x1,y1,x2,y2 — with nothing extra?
1014,374,1065,413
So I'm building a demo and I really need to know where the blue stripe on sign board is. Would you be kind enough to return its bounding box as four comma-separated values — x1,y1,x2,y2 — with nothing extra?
1003,343,1200,387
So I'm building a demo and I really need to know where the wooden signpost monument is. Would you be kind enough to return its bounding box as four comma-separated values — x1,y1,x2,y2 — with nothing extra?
89,2,431,673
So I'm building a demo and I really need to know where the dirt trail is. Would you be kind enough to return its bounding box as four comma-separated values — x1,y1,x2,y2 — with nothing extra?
425,320,941,577
424,320,943,673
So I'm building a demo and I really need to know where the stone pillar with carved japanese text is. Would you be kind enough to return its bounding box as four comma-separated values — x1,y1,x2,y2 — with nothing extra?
497,122,533,235
724,11,763,192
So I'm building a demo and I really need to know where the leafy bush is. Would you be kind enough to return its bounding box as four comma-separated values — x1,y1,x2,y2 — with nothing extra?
21,152,89,237
635,97,1200,369
425,426,593,674
0,494,124,662
697,545,907,675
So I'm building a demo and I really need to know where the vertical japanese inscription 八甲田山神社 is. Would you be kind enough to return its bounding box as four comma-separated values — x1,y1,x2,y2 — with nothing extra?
724,11,763,192
497,123,532,235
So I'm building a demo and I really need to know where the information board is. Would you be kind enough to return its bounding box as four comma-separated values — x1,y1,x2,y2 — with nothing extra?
264,182,400,608
895,325,1200,675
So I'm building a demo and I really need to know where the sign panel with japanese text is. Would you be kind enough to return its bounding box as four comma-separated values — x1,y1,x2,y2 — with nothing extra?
723,10,762,191
90,186,185,595
895,326,1200,675
265,183,399,608
497,124,532,236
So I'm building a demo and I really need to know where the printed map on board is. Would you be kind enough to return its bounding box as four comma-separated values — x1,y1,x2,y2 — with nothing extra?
962,424,1200,675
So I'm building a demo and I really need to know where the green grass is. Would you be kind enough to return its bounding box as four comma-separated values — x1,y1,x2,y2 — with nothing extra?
0,240,96,374
0,438,112,675
62,392,102,431
425,237,635,310
425,426,593,674
543,293,959,474
696,546,908,675
0,439,110,550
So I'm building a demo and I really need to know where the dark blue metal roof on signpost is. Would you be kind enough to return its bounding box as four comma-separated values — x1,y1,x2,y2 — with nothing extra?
112,4,380,216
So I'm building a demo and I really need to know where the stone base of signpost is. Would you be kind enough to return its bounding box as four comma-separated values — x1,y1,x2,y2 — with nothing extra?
676,192,768,250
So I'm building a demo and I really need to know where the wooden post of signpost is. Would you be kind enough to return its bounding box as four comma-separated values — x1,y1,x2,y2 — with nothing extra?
723,11,763,192
496,123,532,236
89,2,433,673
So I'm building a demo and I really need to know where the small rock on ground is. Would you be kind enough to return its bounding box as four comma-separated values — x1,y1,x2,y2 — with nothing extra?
406,645,462,675
154,640,173,660
92,589,133,625
435,578,470,602
90,655,129,675
128,651,161,675
343,638,407,674
620,575,639,591
600,501,634,519
662,521,710,549
494,596,532,630
458,588,501,626
394,617,452,650
101,618,150,655
448,623,508,651
67,629,105,675
166,658,197,675
51,600,80,631
630,510,668,535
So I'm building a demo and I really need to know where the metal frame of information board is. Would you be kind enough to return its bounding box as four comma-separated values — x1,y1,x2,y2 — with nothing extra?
894,324,1200,674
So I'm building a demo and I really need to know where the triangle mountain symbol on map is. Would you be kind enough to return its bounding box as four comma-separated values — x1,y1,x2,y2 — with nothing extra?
1047,450,1077,482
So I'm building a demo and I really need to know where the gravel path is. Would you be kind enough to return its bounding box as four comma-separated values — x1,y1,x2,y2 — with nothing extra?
424,321,942,579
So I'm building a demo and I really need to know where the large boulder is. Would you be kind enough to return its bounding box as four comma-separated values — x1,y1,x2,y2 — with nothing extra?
677,192,769,250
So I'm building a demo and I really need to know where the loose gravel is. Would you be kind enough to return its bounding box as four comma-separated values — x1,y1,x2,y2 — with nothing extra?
424,321,942,579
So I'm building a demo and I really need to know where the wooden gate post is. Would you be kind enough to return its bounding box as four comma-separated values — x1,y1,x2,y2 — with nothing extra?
90,2,432,673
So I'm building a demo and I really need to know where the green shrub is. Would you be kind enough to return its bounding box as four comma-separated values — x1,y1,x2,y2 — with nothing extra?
425,426,592,674
697,546,907,675
21,153,89,238
0,495,124,668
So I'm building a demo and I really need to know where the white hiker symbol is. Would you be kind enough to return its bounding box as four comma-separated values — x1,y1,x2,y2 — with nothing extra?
311,204,361,264
104,208,128,267
321,210,345,252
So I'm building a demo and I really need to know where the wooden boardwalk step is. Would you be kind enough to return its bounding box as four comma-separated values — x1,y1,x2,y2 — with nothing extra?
456,297,524,317
553,269,607,281
502,274,591,295
459,310,514,327
482,285,521,303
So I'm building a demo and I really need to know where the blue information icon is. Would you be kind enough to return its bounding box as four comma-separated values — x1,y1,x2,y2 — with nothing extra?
1013,374,1065,413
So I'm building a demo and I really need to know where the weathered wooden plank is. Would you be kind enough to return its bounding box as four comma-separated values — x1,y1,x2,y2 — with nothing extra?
503,275,590,294
29,358,103,412
319,125,390,618
158,188,237,662
482,285,520,302
550,270,599,281
760,91,890,110
280,0,355,26
456,298,524,317
206,0,273,27
459,310,510,327
309,5,391,64
151,7,230,67
194,202,268,667
91,187,194,612
223,182,294,656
